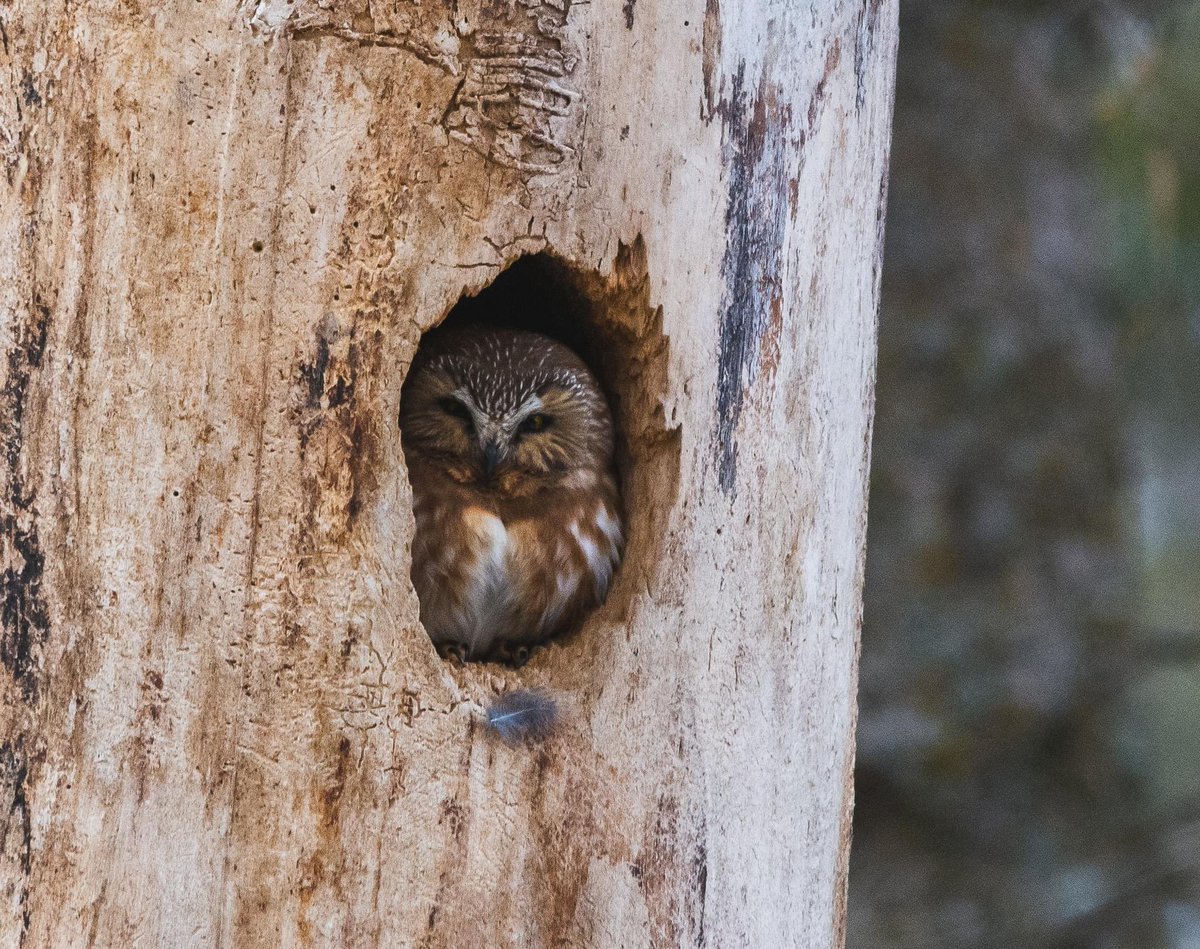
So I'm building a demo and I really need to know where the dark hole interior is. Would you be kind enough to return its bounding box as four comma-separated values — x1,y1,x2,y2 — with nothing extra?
433,255,606,383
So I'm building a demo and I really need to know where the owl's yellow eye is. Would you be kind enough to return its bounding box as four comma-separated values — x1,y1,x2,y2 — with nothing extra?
519,413,550,435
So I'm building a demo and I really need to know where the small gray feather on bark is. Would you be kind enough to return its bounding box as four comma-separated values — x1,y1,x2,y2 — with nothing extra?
485,689,559,744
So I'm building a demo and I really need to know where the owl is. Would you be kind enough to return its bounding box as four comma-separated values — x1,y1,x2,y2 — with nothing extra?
400,325,623,663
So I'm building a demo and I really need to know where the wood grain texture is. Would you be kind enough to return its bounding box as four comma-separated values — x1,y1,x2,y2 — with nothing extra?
0,0,896,945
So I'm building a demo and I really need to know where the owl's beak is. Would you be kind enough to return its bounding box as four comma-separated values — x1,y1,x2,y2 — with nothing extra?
482,438,503,477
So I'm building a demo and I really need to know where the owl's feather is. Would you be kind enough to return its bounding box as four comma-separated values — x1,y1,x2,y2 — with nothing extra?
485,689,560,744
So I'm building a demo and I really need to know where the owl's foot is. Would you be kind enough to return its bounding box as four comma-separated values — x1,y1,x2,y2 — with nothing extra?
490,643,534,668
437,641,470,665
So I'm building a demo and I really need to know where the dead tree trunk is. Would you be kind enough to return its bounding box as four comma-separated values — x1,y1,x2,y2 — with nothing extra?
0,1,895,945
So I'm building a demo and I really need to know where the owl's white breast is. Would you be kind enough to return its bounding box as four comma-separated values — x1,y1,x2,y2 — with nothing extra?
412,491,623,658
457,506,513,655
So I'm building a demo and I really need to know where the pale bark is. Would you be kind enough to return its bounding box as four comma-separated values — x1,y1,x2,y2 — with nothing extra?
0,1,895,946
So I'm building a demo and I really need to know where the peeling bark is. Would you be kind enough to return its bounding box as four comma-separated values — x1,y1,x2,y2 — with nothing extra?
0,1,895,945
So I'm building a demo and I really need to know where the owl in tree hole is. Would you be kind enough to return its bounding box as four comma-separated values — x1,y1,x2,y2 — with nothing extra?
400,326,623,663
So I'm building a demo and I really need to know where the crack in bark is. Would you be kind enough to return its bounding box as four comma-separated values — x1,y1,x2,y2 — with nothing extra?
291,23,462,76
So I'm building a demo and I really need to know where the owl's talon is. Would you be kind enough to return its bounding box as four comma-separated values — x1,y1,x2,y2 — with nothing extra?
437,642,469,664
488,643,535,667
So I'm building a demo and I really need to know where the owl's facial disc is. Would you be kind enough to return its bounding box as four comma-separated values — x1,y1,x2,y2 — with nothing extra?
479,396,551,477
444,387,582,482
433,390,542,480
400,335,612,493
437,391,509,476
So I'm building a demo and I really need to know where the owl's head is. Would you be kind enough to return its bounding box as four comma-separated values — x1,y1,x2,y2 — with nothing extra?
400,326,615,486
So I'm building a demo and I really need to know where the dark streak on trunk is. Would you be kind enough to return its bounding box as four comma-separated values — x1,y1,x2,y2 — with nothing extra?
701,0,722,123
711,43,841,495
299,331,335,410
872,162,890,296
0,294,50,948
0,739,32,938
853,0,885,112
692,834,708,948
623,0,635,29
293,309,383,548
20,72,42,108
711,65,789,495
295,317,356,444
1,300,51,699
633,789,710,947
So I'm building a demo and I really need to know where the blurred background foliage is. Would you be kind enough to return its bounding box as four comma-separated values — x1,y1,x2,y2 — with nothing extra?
850,1,1200,947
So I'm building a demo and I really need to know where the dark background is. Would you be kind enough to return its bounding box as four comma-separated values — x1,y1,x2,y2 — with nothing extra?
850,2,1200,946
